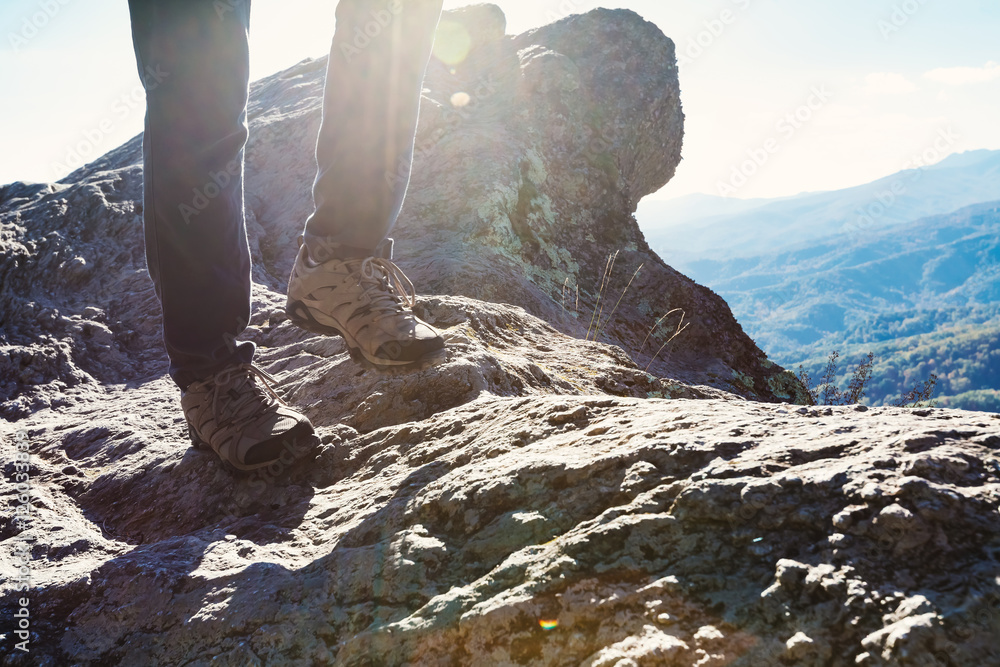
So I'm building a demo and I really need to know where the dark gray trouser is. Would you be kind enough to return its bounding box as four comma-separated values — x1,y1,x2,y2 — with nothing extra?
127,0,443,390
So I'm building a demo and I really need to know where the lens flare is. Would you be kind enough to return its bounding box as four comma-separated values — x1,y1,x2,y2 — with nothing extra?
433,20,472,66
539,619,559,630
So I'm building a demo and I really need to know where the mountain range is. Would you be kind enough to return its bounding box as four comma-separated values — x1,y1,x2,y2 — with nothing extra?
639,149,1000,272
636,150,1000,410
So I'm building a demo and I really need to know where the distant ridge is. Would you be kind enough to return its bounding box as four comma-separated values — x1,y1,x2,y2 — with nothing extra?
640,149,1000,273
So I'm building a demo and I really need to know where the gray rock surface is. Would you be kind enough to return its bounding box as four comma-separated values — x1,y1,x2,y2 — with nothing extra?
2,346,999,664
2,5,998,667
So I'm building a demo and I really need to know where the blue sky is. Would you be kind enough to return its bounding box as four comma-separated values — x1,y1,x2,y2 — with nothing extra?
2,0,998,199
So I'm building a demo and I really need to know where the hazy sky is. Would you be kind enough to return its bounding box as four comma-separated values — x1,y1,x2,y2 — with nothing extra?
1,0,998,200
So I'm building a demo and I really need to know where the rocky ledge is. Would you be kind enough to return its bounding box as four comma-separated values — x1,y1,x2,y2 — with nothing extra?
1,302,999,664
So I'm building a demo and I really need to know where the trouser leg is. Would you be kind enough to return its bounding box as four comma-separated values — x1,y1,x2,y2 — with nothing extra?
303,0,444,261
128,0,255,390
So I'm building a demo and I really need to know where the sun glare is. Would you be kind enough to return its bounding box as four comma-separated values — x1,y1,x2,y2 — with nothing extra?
432,19,472,66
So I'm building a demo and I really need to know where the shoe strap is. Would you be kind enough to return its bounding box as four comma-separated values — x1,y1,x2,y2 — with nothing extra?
359,257,416,309
208,363,287,431
244,364,286,404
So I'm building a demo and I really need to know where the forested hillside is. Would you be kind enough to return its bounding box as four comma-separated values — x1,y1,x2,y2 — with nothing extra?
704,201,1000,410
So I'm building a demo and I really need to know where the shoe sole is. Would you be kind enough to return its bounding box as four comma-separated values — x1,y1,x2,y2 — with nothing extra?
188,422,316,473
285,299,447,374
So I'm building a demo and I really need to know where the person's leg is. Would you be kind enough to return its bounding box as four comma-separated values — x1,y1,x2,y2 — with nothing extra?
303,0,445,261
128,0,255,391
129,0,314,469
287,0,447,371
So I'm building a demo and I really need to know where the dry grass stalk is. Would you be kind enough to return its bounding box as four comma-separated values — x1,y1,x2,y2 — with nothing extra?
594,263,643,340
586,250,619,340
644,309,688,372
638,308,682,358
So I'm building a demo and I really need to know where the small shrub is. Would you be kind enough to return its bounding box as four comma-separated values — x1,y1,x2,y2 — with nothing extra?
797,350,937,408
892,374,938,408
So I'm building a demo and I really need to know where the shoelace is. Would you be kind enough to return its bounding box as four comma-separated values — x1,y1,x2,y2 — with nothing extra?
357,257,417,317
209,363,286,430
